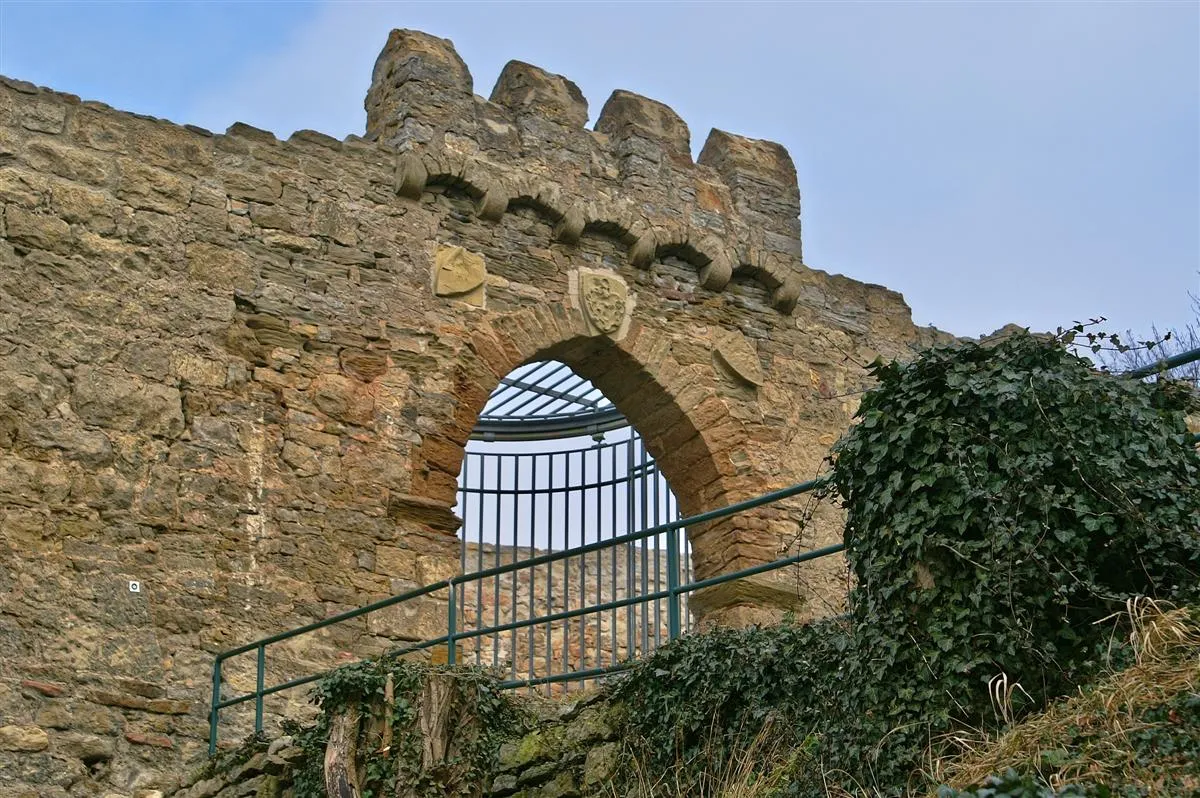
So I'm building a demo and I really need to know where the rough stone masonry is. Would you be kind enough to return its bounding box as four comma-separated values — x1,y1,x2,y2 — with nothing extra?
0,29,942,796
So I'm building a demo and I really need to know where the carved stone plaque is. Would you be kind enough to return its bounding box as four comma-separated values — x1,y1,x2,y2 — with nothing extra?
580,272,628,335
713,329,763,387
433,245,485,307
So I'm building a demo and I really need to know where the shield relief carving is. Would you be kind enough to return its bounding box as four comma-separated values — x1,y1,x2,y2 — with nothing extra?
580,272,629,335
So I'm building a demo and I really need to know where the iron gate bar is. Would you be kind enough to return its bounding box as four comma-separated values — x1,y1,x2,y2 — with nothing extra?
455,462,660,495
528,456,538,685
501,662,634,691
510,452,519,681
545,451,555,685
562,451,572,678
609,443,618,665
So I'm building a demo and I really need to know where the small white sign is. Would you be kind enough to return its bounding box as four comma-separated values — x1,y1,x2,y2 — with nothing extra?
128,580,141,594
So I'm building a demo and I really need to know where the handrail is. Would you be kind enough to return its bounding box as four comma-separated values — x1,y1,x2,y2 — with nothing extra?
208,476,830,753
214,476,827,664
1123,345,1200,379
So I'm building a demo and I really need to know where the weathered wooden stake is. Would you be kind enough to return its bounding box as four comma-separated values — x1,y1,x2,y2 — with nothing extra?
380,671,395,754
324,707,361,798
418,674,456,767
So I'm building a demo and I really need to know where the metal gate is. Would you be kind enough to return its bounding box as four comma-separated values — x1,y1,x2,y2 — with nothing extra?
453,361,692,691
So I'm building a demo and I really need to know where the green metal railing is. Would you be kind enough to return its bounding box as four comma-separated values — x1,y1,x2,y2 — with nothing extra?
207,346,1200,754
1124,345,1200,379
208,475,837,754
208,476,835,754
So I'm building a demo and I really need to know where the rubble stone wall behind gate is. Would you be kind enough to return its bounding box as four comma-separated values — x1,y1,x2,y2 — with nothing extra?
0,28,936,796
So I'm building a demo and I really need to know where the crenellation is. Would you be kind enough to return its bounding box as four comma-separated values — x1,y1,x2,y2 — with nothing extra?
224,121,277,145
489,60,589,129
365,29,476,151
698,128,803,250
594,89,692,162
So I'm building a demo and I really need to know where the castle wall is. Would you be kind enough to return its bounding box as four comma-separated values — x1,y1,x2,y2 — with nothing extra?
0,29,933,796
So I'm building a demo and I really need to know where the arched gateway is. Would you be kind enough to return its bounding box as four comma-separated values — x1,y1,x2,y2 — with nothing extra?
0,28,939,789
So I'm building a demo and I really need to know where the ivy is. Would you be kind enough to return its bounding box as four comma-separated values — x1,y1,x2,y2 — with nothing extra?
613,331,1200,796
282,658,529,798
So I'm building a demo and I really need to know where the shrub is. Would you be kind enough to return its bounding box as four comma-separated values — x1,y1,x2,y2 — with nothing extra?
615,331,1200,796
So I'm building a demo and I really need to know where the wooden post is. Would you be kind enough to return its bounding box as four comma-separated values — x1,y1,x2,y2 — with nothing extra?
324,707,361,798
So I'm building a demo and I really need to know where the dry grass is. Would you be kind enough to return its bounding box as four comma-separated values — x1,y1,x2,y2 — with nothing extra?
615,717,810,798
931,598,1200,794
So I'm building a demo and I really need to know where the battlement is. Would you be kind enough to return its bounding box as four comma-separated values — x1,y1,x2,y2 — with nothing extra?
366,29,806,310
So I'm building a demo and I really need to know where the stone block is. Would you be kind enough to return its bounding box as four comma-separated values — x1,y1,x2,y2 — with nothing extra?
54,731,114,764
490,61,588,128
365,29,475,147
0,725,49,751
19,98,66,133
433,244,486,307
186,242,255,291
4,206,71,252
698,128,802,238
582,742,621,787
595,90,690,160
71,366,184,439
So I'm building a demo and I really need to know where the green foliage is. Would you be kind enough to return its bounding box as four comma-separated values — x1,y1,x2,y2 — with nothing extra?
831,332,1200,788
611,619,842,793
283,658,529,798
937,769,1088,798
613,331,1200,796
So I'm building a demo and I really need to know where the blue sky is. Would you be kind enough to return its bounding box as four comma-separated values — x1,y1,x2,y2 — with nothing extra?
1,1,1196,340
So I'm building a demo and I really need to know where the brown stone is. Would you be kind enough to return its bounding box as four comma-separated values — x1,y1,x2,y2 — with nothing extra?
87,690,190,715
186,241,255,291
5,205,72,252
596,89,691,158
21,680,66,697
0,725,49,752
124,730,174,749
578,270,629,335
490,61,588,128
712,329,764,387
339,348,389,382
71,367,184,438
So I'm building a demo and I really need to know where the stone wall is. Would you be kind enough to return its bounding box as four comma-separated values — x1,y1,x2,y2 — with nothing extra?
170,687,625,798
0,27,937,795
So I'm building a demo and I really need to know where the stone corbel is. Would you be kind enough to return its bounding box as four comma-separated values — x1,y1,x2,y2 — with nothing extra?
772,276,802,314
475,181,509,222
394,153,429,199
628,232,656,269
553,207,586,245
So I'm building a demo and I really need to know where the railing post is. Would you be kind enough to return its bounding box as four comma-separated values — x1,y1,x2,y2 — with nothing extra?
254,644,266,734
209,656,222,756
666,527,681,640
447,580,457,665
